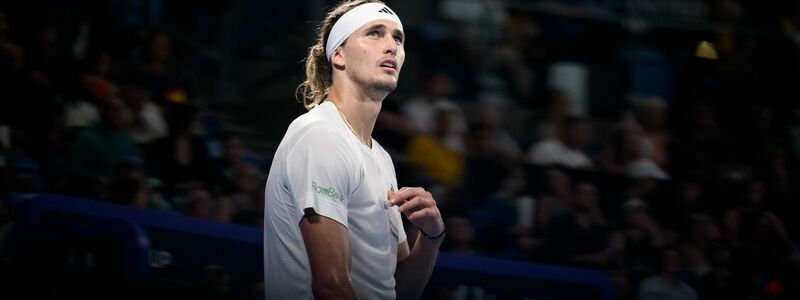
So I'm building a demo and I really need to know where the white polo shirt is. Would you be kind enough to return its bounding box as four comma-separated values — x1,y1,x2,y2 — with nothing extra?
263,101,407,300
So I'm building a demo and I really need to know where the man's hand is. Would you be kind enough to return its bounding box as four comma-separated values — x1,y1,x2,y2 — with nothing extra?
390,187,444,300
388,187,444,238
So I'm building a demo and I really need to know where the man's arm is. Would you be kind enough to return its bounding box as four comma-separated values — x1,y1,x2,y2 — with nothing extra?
390,188,445,300
300,210,358,300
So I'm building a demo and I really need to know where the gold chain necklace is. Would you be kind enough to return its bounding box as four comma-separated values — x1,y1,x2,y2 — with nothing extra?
330,100,372,148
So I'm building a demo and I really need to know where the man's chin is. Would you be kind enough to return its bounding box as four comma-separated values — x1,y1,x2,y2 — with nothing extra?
372,80,397,93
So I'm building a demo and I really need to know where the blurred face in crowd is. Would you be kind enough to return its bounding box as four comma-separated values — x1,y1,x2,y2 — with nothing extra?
234,165,262,195
434,109,455,137
333,19,405,94
624,205,651,229
745,181,765,207
621,126,644,158
96,53,112,76
661,249,681,275
101,99,129,130
575,183,597,210
546,168,571,195
151,32,172,62
638,99,666,131
121,84,148,111
445,216,475,244
224,137,245,162
564,121,591,149
2,43,23,71
425,72,452,100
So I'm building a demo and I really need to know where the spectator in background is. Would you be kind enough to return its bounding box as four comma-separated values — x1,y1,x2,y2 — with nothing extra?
536,88,573,140
472,103,523,162
464,121,519,206
407,105,466,186
68,98,140,199
64,53,105,130
107,157,171,211
224,164,265,227
727,204,797,282
442,216,478,255
107,175,148,208
636,247,699,300
635,98,669,170
534,167,574,234
677,240,711,287
180,186,232,222
527,116,593,169
146,104,214,198
681,102,731,168
214,134,266,193
403,70,467,152
80,52,115,106
600,120,667,178
118,73,168,144
545,182,623,270
0,32,63,164
660,176,706,236
622,199,669,284
139,30,191,106
600,121,642,173
696,239,736,300
468,166,528,257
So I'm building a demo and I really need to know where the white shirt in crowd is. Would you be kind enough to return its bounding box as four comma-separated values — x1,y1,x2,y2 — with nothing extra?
637,276,698,300
527,138,593,168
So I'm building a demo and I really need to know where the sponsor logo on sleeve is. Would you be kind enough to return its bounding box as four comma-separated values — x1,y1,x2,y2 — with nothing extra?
312,181,345,203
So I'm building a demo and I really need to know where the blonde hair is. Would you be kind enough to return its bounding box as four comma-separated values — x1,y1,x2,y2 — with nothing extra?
296,0,382,110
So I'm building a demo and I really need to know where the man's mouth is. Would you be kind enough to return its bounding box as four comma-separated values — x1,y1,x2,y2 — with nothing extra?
380,59,397,71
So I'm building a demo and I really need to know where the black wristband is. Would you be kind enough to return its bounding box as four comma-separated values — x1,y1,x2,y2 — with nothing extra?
419,227,445,240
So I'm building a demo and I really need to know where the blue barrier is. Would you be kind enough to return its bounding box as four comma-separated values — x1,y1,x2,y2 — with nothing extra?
10,193,616,299
433,252,616,300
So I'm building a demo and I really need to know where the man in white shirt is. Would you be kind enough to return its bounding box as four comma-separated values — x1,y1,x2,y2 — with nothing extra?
263,1,445,299
527,116,593,169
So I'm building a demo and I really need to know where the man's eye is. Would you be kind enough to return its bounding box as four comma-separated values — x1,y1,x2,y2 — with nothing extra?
394,36,403,44
368,31,379,37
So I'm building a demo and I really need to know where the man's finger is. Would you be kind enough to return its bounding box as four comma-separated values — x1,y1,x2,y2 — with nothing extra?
395,196,429,214
388,187,426,205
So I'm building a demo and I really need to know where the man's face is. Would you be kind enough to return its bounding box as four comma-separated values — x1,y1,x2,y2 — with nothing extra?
334,19,405,93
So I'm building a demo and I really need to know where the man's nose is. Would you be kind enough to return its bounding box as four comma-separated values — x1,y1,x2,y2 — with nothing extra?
383,37,397,55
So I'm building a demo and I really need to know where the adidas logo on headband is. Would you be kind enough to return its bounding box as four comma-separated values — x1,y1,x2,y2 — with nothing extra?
378,7,394,15
325,3,403,61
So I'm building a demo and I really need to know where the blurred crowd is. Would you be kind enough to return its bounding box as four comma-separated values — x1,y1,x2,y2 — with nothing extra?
0,3,267,229
1,1,800,300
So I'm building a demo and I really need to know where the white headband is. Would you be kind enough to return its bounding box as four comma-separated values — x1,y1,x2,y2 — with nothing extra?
325,2,403,61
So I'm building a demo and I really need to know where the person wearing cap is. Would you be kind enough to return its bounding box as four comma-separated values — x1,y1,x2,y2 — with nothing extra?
263,1,445,299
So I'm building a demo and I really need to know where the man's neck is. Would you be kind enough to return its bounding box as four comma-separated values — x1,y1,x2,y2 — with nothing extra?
328,82,386,142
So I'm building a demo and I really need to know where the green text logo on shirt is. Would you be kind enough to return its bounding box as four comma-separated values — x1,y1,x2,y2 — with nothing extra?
312,181,345,203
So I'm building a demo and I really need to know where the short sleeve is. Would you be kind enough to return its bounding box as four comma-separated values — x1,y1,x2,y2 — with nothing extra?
285,127,356,228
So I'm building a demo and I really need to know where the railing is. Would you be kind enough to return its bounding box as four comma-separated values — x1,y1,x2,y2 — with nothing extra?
6,193,615,299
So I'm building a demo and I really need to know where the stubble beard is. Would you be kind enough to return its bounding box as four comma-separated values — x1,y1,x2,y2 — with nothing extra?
349,67,397,99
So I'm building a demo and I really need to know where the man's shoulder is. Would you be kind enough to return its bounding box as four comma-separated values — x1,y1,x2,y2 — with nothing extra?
286,104,342,138
281,107,357,157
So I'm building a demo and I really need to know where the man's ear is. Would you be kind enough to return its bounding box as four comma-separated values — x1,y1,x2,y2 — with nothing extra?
331,47,346,70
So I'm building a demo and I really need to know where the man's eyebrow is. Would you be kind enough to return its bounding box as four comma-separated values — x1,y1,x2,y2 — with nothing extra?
392,29,404,41
364,24,386,32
